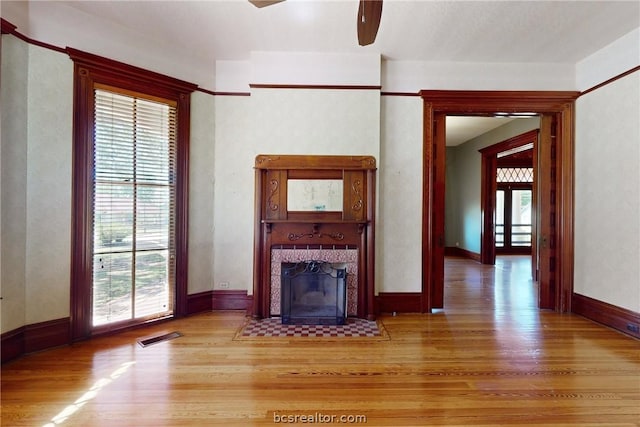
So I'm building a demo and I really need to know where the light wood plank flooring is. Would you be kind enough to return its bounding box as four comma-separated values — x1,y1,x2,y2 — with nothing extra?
2,256,639,426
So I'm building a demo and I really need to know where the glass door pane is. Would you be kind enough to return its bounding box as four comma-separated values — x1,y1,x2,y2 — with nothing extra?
511,189,532,246
496,190,505,247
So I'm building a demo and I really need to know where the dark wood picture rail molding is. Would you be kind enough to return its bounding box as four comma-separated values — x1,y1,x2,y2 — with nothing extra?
4,16,638,99
1,17,17,34
249,84,382,91
381,92,421,97
1,17,66,53
580,65,640,97
196,88,251,97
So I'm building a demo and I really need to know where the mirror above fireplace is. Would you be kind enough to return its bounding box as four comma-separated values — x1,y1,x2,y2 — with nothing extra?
287,179,343,212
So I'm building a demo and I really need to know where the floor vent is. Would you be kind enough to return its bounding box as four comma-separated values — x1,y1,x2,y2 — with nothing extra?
137,332,182,348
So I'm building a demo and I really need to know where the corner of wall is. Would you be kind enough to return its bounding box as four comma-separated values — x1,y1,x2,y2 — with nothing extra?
576,27,640,91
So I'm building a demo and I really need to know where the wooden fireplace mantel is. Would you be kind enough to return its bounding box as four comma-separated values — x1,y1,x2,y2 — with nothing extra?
252,154,377,320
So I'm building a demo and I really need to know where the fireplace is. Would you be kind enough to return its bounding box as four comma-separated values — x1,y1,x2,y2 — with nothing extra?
281,261,347,325
271,247,358,316
253,155,377,320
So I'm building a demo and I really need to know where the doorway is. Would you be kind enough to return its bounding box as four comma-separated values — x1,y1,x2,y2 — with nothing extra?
420,90,579,314
479,128,538,273
496,184,533,254
444,121,537,307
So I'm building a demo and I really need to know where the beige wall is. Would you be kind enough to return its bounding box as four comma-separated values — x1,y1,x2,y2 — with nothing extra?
211,89,381,293
24,44,73,325
212,95,253,292
1,35,29,333
188,91,216,294
379,96,423,292
1,36,73,332
575,71,640,312
2,29,639,335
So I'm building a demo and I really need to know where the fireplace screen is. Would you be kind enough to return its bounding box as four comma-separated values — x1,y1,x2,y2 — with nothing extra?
281,261,347,325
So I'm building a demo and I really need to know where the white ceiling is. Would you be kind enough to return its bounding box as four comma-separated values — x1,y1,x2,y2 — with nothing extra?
5,1,639,71
2,0,638,145
63,1,640,59
446,116,517,146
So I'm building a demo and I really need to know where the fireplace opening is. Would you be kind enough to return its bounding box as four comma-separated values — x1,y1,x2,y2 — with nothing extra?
281,261,347,325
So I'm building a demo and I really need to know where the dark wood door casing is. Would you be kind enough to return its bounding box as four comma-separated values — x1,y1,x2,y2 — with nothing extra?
432,113,447,308
420,90,578,314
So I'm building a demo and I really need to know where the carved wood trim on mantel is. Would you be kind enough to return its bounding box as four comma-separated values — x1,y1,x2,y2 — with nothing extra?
255,154,376,170
253,155,377,320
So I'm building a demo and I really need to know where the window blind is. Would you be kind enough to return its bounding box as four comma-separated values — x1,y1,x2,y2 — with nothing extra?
92,87,177,327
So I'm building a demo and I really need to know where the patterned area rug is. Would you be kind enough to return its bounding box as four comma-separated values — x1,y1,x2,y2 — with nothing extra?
233,317,389,341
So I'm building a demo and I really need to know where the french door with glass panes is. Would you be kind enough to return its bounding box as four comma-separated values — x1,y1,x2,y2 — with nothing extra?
92,86,176,329
496,184,533,254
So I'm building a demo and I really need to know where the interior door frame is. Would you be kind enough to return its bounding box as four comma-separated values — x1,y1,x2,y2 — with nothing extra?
479,129,538,265
420,90,579,313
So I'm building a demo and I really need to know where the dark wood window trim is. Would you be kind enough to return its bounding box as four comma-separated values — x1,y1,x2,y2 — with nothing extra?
68,48,197,341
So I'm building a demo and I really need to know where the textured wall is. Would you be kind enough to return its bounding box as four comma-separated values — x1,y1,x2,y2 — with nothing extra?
23,44,73,324
211,89,380,294
379,96,423,292
3,26,637,333
188,92,216,294
212,96,253,292
1,35,29,333
1,37,73,329
575,71,640,312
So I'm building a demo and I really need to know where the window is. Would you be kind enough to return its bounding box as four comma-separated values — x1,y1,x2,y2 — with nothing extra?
92,87,177,326
497,167,533,183
69,49,196,339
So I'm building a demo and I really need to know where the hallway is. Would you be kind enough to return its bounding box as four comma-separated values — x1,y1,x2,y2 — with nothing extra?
444,255,537,313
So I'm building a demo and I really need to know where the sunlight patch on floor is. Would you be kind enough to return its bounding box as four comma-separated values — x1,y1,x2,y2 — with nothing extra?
42,361,136,426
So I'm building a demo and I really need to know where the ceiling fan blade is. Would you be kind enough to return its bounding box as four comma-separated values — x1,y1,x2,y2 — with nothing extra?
249,0,285,8
357,0,383,46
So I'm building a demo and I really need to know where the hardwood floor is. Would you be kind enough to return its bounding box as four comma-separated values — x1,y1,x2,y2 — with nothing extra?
2,256,639,426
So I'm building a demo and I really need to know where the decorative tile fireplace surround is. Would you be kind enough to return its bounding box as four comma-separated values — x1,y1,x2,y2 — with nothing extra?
252,155,377,321
271,248,358,317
